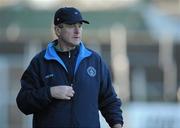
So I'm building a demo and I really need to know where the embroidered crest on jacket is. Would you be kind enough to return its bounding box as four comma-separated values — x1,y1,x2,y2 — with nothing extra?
87,66,96,77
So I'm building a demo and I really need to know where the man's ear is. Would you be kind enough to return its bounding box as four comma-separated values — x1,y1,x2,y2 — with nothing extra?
54,26,61,36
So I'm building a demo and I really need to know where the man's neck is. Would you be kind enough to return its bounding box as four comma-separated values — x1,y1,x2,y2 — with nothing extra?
56,40,76,52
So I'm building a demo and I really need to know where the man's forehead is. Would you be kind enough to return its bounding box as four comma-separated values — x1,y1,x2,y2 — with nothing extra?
62,22,83,25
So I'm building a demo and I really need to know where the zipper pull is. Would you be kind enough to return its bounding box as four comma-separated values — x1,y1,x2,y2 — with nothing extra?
68,51,71,58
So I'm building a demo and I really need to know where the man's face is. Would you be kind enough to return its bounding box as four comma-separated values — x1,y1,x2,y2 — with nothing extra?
57,23,82,47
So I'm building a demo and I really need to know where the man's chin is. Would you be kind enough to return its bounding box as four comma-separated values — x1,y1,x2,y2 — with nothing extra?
72,41,81,45
69,41,80,47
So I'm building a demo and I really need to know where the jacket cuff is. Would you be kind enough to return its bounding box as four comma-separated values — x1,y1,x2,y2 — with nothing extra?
47,86,53,101
110,120,124,128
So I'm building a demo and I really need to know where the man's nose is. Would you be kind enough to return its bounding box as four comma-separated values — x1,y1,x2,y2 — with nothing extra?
74,26,80,34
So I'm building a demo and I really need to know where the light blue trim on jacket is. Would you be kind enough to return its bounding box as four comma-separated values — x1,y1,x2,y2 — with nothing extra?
44,41,92,74
44,42,67,71
74,42,92,75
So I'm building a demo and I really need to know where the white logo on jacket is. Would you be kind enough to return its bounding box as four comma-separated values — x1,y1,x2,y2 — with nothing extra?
45,74,54,79
87,66,96,77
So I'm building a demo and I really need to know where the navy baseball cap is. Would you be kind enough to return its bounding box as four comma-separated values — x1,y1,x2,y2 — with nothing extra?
54,7,89,25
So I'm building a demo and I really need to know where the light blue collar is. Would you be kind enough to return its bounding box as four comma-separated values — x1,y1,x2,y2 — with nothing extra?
44,41,92,74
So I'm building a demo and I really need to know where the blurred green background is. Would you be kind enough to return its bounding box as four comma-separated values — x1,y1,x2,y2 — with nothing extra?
0,0,180,128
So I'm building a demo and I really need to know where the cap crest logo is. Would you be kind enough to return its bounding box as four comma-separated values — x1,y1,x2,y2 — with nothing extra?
87,66,96,77
74,12,78,15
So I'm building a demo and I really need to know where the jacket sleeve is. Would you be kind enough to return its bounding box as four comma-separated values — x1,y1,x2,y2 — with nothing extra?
16,57,52,115
98,60,124,127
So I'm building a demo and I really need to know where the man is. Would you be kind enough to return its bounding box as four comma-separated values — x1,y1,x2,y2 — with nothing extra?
16,7,123,128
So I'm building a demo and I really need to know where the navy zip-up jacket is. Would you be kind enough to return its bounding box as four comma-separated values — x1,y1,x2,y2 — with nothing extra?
16,41,123,128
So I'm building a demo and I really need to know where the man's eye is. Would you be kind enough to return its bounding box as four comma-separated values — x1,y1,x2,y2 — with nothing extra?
78,24,82,28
